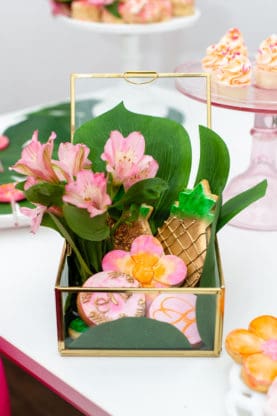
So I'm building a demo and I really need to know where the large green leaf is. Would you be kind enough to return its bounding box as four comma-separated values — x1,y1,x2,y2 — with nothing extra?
199,196,222,288
63,204,110,241
196,294,216,350
73,102,192,227
217,180,267,231
195,125,230,195
113,178,168,209
25,182,64,207
68,317,192,350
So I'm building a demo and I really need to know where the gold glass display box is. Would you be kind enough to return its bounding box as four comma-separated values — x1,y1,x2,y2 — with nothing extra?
54,71,225,357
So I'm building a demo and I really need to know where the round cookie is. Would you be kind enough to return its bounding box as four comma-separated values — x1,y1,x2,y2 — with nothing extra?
77,271,145,326
0,183,25,203
147,293,201,345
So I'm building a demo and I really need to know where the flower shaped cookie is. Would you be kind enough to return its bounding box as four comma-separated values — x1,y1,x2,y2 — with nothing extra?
225,315,277,392
102,235,187,288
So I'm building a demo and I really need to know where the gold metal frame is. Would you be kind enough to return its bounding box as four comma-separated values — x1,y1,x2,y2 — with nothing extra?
70,71,212,140
54,70,224,357
55,243,225,357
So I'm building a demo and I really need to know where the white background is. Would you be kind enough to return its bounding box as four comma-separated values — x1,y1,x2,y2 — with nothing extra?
0,0,276,114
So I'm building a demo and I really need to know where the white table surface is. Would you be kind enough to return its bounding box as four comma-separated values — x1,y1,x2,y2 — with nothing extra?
0,96,276,416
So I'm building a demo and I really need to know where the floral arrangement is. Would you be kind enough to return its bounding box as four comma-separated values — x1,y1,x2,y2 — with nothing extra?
50,0,195,24
11,103,267,351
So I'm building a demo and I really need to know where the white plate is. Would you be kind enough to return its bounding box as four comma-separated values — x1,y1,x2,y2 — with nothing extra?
57,8,200,35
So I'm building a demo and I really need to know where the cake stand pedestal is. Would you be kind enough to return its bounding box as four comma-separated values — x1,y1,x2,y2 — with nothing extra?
56,11,200,118
176,62,277,231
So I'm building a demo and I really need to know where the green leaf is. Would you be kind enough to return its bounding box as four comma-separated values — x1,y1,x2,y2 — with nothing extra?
199,196,222,288
113,178,168,209
105,1,120,18
63,204,110,241
217,180,267,231
25,182,64,207
73,102,192,228
68,317,192,350
195,125,230,195
196,295,216,350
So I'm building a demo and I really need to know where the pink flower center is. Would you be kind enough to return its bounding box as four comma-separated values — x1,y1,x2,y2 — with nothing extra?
262,339,277,361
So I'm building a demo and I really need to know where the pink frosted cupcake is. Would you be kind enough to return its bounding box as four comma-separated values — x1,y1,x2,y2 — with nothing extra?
214,52,252,100
254,34,277,89
118,0,172,24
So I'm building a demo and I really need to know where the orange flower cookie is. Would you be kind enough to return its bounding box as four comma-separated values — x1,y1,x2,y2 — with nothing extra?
225,315,277,393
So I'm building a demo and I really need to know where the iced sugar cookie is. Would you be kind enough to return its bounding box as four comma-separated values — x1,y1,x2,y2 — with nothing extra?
148,293,201,345
0,183,25,203
77,271,145,326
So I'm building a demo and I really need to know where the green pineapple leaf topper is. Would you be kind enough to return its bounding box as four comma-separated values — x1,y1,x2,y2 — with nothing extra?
170,180,218,222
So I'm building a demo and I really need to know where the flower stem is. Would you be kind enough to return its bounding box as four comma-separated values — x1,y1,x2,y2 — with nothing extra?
48,213,92,279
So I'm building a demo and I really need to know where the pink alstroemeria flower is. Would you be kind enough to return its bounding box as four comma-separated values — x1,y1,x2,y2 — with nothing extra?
63,170,111,218
102,235,187,288
53,142,92,182
101,130,159,191
21,204,62,233
11,130,58,183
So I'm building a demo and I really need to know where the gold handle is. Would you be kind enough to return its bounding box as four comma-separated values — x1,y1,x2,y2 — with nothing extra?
123,71,159,85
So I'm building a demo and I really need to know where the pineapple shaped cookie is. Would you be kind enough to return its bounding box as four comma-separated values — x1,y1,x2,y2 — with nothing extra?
156,180,218,287
112,204,153,251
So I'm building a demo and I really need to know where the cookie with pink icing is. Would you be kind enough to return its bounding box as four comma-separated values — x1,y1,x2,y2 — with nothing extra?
77,271,145,326
254,34,277,89
147,293,201,345
118,0,172,24
0,135,9,151
0,183,25,203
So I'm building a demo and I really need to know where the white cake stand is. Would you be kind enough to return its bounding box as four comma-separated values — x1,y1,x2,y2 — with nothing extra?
57,9,200,69
176,61,277,231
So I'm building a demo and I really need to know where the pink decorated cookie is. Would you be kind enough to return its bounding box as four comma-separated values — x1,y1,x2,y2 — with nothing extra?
77,271,145,326
102,235,187,288
0,183,25,203
147,293,201,345
0,135,9,151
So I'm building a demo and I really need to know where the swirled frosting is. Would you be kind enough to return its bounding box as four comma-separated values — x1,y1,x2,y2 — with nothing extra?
202,28,248,71
215,53,252,86
256,34,277,72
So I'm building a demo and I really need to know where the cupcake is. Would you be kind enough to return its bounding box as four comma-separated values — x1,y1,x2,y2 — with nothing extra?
202,28,248,72
118,0,172,24
254,34,277,89
213,52,252,100
71,0,102,22
171,0,195,17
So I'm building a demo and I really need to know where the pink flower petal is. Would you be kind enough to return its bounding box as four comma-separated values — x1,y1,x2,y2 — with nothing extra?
130,235,164,257
54,142,91,181
102,250,133,276
63,170,111,218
